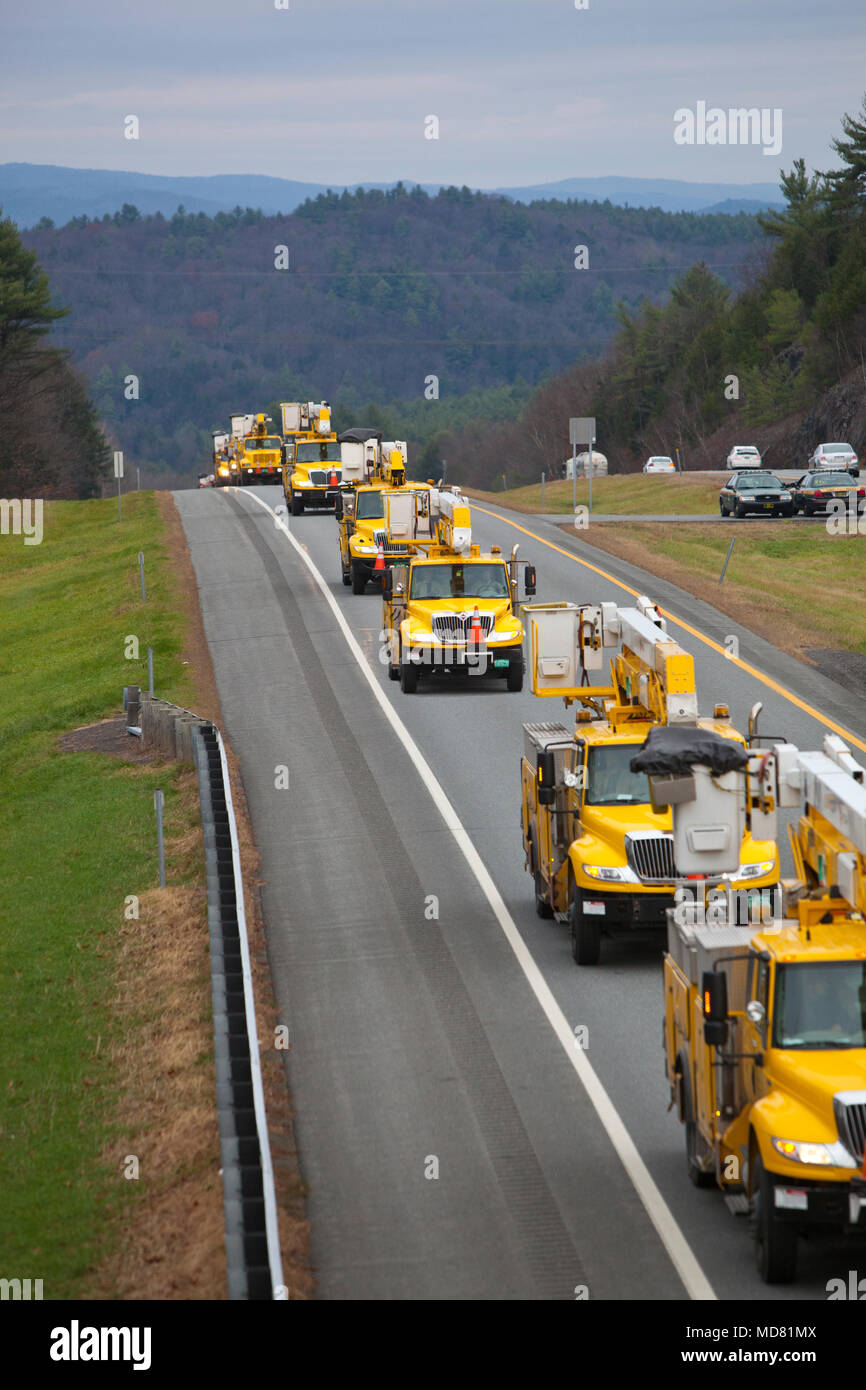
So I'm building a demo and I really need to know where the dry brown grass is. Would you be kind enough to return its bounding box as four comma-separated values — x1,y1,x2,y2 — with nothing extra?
84,493,313,1300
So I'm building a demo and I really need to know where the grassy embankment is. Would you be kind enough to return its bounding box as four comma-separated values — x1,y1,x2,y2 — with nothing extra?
469,477,866,659
0,493,215,1297
468,474,722,515
573,522,866,658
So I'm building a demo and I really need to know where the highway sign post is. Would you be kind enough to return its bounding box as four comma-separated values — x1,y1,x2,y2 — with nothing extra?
569,417,596,513
114,451,124,521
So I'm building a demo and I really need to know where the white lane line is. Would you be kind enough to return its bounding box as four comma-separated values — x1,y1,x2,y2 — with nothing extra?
243,489,716,1302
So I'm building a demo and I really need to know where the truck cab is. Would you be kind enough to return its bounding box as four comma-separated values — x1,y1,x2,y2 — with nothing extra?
337,478,433,593
381,504,535,692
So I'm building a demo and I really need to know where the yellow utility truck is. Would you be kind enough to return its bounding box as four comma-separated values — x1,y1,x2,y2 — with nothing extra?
336,434,434,592
235,413,283,486
658,717,866,1282
520,599,779,964
281,401,341,513
381,492,536,693
211,428,235,487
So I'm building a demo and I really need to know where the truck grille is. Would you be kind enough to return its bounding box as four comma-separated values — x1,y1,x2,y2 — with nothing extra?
834,1096,866,1161
373,530,410,555
308,468,342,486
625,833,677,882
431,613,494,640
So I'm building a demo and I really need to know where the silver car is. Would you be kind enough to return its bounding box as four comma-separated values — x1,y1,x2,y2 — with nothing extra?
808,442,859,474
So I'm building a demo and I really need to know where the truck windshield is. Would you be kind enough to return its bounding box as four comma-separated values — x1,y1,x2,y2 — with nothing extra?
410,563,510,600
355,491,385,520
296,442,341,463
584,744,651,805
773,962,866,1049
245,438,282,451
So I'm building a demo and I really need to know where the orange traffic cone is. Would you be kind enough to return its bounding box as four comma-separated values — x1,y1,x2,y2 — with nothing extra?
469,605,483,645
374,540,385,572
329,469,339,488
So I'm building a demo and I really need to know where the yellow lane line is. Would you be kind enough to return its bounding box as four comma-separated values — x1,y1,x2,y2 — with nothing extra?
473,504,866,755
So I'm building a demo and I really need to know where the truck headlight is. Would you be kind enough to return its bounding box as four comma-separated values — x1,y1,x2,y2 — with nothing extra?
739,860,775,879
771,1138,834,1165
779,492,791,500
582,864,627,881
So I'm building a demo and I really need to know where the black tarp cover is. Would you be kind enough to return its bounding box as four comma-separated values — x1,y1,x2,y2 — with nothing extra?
630,724,749,777
338,427,383,444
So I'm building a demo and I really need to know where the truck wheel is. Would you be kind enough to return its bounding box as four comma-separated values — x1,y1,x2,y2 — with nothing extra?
753,1157,797,1283
341,566,352,587
351,563,367,595
290,493,304,516
400,658,419,693
570,892,600,965
506,662,524,692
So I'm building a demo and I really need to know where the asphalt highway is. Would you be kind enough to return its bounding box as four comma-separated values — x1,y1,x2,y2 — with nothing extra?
175,484,866,1302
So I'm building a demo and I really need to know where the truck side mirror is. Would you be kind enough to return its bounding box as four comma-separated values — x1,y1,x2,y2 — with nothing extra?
525,565,537,597
702,969,729,1047
537,750,556,806
334,494,343,519
382,569,393,599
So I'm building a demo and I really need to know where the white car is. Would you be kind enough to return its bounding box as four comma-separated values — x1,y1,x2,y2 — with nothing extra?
643,455,676,474
809,442,859,473
726,445,762,469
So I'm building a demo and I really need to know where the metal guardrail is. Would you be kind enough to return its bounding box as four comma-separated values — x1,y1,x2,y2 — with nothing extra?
127,690,285,1300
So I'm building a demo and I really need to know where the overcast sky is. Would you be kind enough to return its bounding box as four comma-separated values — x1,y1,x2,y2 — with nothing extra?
1,0,864,187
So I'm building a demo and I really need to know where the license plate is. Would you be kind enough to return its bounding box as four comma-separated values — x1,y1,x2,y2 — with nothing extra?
493,658,509,668
583,901,605,916
763,503,773,509
774,1188,807,1211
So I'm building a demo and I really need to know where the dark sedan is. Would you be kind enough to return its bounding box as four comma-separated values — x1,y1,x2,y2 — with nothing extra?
791,471,865,515
719,471,794,518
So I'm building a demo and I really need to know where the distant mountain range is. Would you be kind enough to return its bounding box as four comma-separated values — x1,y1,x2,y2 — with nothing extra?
0,163,783,227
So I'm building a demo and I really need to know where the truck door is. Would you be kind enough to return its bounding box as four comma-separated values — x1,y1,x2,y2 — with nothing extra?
740,953,772,1105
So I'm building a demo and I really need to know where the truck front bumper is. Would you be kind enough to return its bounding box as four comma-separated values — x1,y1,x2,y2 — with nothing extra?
292,484,340,507
768,1174,866,1234
404,642,523,676
576,888,675,929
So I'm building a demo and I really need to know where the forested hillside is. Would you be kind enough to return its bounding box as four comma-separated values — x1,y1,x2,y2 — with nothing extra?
19,187,762,485
440,96,866,486
0,218,108,497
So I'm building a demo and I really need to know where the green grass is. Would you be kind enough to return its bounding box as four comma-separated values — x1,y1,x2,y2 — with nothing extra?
0,494,194,1296
468,474,722,515
598,523,866,655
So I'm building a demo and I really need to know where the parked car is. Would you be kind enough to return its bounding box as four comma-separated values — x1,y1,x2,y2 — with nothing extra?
808,442,859,474
790,470,865,515
643,455,676,474
197,473,215,488
719,471,793,517
726,444,762,469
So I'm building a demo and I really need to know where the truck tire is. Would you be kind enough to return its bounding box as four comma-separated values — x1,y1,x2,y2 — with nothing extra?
351,563,367,595
570,891,600,966
529,829,553,919
506,662,524,692
400,657,419,693
341,566,352,586
290,493,304,516
753,1157,797,1284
